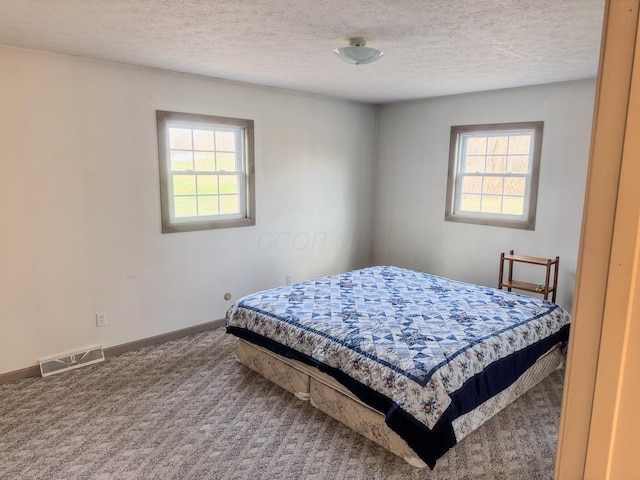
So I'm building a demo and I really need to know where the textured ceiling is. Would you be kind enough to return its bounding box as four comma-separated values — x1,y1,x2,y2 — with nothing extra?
0,0,605,104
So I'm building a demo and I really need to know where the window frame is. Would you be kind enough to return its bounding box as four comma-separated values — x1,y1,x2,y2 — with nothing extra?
444,121,543,230
156,110,255,234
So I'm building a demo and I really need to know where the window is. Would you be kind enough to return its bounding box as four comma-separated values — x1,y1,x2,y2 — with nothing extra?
157,111,255,233
445,122,543,230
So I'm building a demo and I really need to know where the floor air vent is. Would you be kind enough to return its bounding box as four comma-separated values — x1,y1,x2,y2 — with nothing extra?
39,346,105,377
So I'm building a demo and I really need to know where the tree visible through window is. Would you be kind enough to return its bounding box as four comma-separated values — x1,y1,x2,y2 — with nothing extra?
445,122,543,230
157,111,255,233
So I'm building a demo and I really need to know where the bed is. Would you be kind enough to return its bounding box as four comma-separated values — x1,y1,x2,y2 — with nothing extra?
225,266,570,468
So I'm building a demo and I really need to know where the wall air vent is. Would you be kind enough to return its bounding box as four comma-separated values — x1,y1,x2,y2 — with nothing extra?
38,346,105,377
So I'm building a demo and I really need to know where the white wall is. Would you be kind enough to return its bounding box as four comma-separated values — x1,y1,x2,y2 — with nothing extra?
0,47,376,374
0,45,596,375
372,80,596,310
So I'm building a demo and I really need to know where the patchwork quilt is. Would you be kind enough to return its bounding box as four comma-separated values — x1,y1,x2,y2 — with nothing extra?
225,266,570,467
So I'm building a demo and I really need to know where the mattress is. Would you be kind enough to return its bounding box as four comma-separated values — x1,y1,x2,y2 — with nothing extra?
226,266,570,468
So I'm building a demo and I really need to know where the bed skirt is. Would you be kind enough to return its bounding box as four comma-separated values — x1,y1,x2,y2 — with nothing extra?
233,338,564,468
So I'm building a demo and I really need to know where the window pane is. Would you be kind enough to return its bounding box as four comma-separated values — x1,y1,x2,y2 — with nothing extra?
460,194,481,212
483,177,504,194
169,128,192,150
171,150,193,171
198,196,218,215
219,175,239,194
174,196,197,217
465,137,487,155
216,131,236,151
508,135,531,154
462,176,482,193
173,175,196,195
193,130,214,151
507,155,530,173
446,122,541,230
158,111,254,233
486,156,506,173
487,136,508,154
503,196,525,215
197,175,217,194
220,195,239,214
216,152,236,171
464,156,485,173
481,195,502,213
194,152,215,171
504,177,526,196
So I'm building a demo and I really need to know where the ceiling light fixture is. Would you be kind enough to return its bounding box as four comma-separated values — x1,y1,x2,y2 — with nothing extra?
334,37,383,65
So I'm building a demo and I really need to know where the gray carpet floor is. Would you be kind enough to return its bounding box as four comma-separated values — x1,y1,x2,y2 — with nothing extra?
0,328,564,479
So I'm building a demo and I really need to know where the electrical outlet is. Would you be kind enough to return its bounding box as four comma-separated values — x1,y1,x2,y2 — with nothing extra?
96,312,108,327
285,274,292,285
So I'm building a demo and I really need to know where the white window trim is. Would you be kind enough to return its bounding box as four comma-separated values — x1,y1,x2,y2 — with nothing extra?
444,121,543,230
156,110,255,234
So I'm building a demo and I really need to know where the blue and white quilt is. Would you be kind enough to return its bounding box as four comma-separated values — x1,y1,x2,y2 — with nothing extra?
226,266,570,467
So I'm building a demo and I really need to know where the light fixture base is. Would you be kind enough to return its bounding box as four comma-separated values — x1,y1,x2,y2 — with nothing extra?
334,37,383,65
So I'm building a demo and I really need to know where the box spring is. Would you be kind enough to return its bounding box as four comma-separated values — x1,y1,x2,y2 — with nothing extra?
234,339,563,468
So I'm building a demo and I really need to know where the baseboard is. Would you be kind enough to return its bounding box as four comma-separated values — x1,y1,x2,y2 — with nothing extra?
0,318,226,386
104,318,225,357
0,365,41,385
